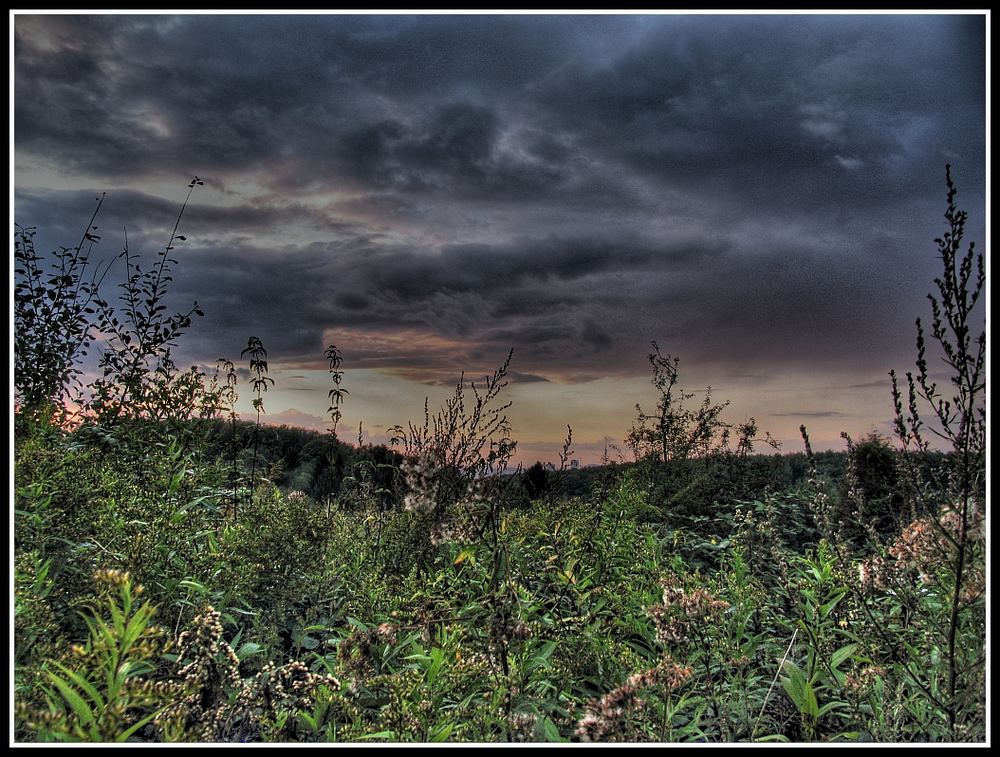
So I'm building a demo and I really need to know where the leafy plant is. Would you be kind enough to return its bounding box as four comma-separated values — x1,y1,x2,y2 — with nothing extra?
14,197,110,422
89,177,205,428
18,569,182,742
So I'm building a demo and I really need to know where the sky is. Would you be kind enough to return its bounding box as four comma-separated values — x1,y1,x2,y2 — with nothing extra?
12,12,988,464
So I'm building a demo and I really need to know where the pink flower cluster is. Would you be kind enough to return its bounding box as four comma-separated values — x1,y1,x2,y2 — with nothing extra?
648,578,730,645
574,656,692,742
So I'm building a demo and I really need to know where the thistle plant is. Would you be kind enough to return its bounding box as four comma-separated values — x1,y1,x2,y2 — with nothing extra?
891,166,986,718
390,349,517,556
390,351,524,737
627,344,778,466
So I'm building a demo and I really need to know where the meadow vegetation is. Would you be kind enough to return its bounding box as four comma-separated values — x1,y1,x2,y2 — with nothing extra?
12,168,985,743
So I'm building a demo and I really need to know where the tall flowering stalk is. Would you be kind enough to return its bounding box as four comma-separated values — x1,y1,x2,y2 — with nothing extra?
802,166,986,740
393,351,523,738
887,165,986,739
324,344,348,438
241,336,274,508
216,358,240,511
90,177,205,426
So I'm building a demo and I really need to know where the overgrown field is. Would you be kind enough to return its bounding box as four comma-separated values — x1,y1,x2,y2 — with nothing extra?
12,169,986,743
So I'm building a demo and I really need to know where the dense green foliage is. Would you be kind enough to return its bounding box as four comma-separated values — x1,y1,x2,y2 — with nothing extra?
12,170,985,743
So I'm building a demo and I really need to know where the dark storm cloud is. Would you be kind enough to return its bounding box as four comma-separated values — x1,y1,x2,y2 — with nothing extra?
14,13,986,388
15,15,984,197
529,15,986,214
327,102,574,200
581,319,613,351
403,369,550,388
13,15,626,201
159,230,728,373
14,187,376,252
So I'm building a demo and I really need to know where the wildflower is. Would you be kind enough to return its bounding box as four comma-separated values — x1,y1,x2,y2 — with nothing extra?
429,517,477,546
376,623,399,646
844,665,886,694
574,682,644,742
400,451,444,516
509,711,537,742
857,555,895,593
511,620,532,640
576,656,691,742
93,567,131,588
626,656,693,690
879,506,985,590
648,577,729,645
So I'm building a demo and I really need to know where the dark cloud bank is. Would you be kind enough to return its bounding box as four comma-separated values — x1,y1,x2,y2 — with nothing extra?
14,14,986,389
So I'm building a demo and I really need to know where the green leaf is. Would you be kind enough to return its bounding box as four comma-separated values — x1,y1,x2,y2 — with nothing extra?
780,660,818,718
46,672,95,727
819,590,846,618
227,606,258,616
831,643,858,670
426,647,446,685
818,700,847,718
236,642,264,661
539,716,561,742
831,731,862,742
49,662,105,710
429,722,454,742
356,731,395,741
525,640,557,673
122,605,154,653
179,579,209,596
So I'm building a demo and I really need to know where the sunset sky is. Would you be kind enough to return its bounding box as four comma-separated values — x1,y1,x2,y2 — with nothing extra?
12,12,987,464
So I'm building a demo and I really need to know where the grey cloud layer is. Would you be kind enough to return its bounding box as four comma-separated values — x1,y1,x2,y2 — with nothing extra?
14,14,986,384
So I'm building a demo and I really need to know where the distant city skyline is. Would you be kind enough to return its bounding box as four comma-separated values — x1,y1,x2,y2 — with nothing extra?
13,12,987,464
